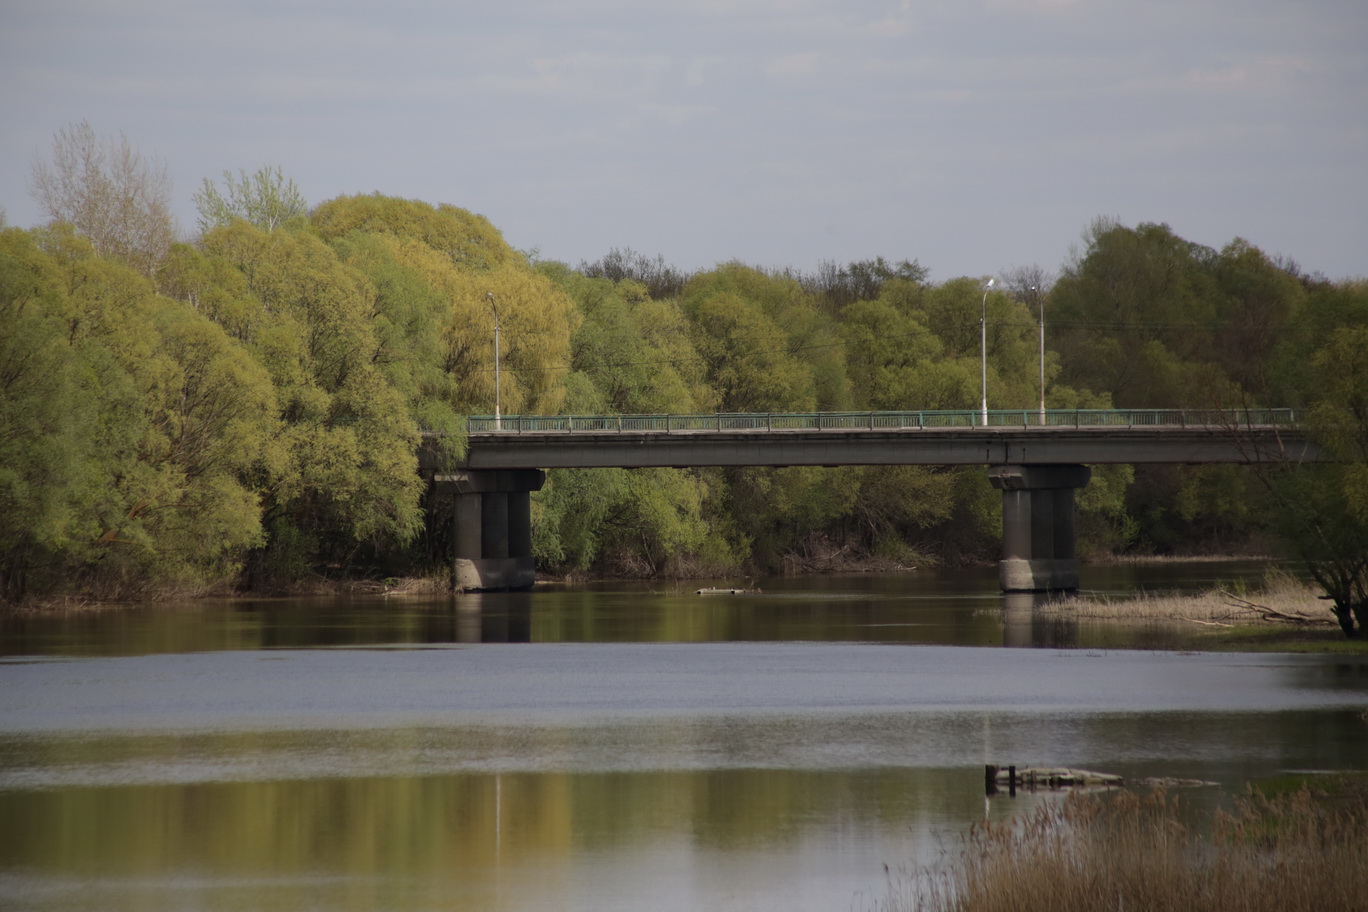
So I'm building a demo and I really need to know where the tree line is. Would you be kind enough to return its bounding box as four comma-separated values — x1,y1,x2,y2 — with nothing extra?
3,125,1365,632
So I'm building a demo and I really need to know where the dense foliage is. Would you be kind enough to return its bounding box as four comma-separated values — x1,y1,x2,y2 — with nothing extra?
4,176,1366,619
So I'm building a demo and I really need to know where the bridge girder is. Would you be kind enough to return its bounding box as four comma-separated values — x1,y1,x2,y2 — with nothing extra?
456,427,1321,471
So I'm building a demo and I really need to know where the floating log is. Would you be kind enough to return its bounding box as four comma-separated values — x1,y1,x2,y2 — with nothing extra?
695,587,761,595
986,764,1124,795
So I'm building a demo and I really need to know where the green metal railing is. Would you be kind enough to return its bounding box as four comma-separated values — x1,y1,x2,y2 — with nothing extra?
467,408,1298,434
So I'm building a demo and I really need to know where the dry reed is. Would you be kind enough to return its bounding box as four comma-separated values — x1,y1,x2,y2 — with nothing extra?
1041,574,1332,627
880,785,1368,912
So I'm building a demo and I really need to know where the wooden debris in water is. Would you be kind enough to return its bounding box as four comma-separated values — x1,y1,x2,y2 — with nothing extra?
987,765,1122,797
987,764,1123,794
985,764,1216,796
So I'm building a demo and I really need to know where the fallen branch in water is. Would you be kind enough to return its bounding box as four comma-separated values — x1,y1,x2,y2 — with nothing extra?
1183,617,1235,628
1219,590,1323,624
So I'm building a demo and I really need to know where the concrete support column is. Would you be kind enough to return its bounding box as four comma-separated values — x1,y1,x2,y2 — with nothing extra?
987,464,1091,592
453,492,483,562
481,492,510,560
508,490,533,559
434,469,545,592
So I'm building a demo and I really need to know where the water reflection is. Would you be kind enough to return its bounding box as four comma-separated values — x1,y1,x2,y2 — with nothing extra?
0,562,1294,658
0,766,988,912
0,562,1360,912
1287,659,1368,694
1000,591,1080,649
457,593,533,643
2,705,1364,912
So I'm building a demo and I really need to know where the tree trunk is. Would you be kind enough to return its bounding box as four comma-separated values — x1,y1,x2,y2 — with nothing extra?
1333,601,1358,638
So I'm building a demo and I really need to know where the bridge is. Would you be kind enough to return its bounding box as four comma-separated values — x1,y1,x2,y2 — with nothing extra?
426,409,1322,594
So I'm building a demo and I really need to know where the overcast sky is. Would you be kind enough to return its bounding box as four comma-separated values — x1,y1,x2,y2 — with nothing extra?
3,0,1365,282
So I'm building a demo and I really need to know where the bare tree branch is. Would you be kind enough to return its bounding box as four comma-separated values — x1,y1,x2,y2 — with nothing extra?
29,120,176,276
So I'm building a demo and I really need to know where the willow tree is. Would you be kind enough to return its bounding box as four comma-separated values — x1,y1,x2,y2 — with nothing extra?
683,263,850,411
194,219,425,578
527,266,728,576
554,268,707,414
327,231,466,448
1,226,277,598
840,297,954,410
312,194,514,271
312,194,578,415
0,227,94,597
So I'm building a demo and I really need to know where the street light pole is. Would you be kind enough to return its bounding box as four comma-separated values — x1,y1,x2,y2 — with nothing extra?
980,278,994,426
487,292,501,430
1035,285,1045,424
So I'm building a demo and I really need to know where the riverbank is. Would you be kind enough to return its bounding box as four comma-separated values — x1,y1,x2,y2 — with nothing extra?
7,566,1364,656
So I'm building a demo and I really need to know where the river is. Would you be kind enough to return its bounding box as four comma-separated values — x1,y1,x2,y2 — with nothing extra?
2,563,1366,911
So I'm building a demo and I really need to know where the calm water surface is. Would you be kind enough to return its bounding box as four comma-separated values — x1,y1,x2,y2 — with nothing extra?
2,563,1366,911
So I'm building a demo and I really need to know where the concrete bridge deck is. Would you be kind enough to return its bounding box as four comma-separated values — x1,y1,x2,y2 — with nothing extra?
457,408,1317,469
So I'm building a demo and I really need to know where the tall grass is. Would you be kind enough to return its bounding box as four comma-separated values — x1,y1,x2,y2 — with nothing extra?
1043,572,1330,626
880,785,1368,912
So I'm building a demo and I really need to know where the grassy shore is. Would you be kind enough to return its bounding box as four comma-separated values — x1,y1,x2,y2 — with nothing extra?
876,775,1368,912
1040,575,1368,653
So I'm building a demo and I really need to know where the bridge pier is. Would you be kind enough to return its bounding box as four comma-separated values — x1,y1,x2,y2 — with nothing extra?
988,465,1091,593
434,469,545,591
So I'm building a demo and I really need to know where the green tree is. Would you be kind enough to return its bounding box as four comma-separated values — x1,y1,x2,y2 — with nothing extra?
902,277,1040,412
157,241,269,345
683,264,850,411
840,298,956,410
312,194,515,271
1277,319,1368,636
1046,223,1313,558
312,196,576,419
193,220,425,578
553,267,706,414
843,465,956,560
532,467,631,571
0,228,93,597
688,291,817,412
1050,220,1225,407
457,265,579,417
528,265,727,575
328,231,467,446
194,166,308,234
720,465,853,570
1208,239,1305,401
532,465,732,576
1,226,277,598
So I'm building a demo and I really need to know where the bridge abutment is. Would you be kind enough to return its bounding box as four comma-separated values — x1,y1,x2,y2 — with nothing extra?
434,469,545,591
988,464,1091,592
